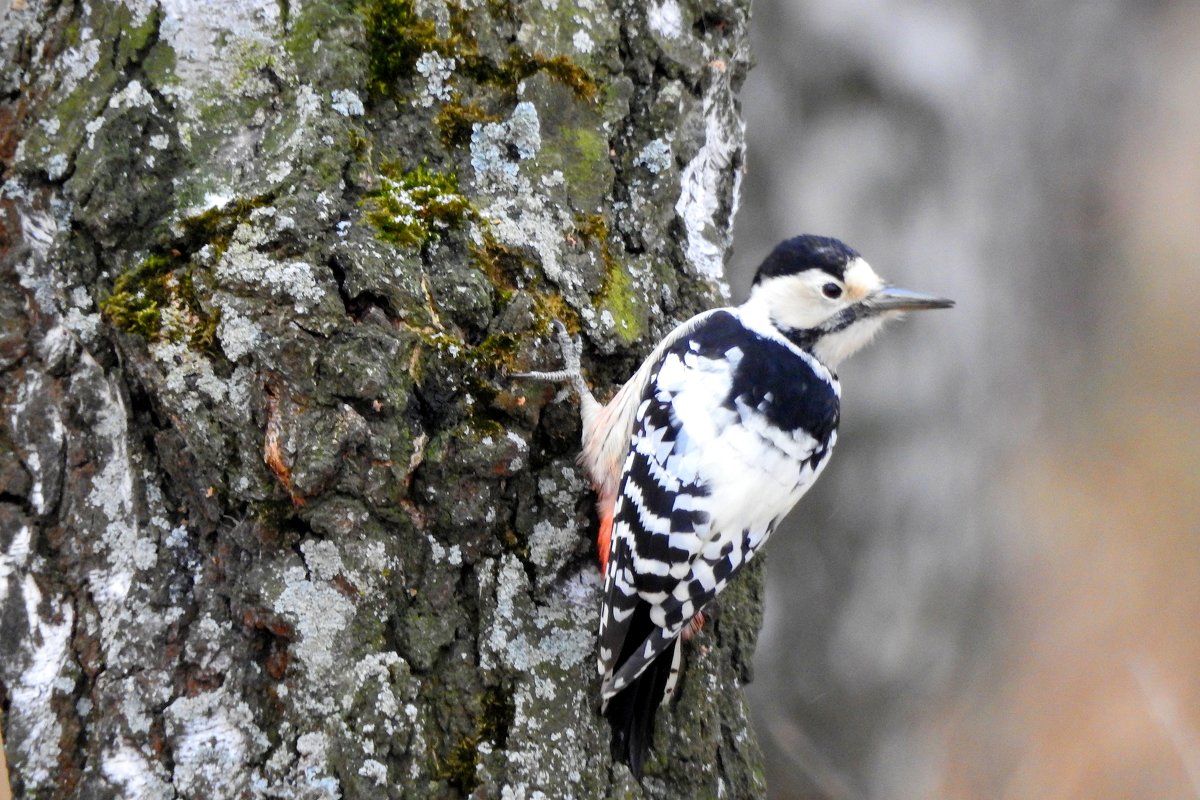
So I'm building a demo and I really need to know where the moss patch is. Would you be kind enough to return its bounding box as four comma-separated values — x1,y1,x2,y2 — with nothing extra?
560,126,608,198
100,196,271,348
361,0,446,96
176,196,273,255
362,162,476,248
596,259,643,344
494,48,600,102
470,234,581,338
360,0,599,103
432,684,514,792
579,214,644,344
101,253,219,349
433,97,500,149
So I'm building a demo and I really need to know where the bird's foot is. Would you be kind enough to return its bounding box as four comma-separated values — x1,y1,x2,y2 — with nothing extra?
510,319,590,400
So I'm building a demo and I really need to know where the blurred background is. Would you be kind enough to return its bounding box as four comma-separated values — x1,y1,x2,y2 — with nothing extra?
734,0,1200,798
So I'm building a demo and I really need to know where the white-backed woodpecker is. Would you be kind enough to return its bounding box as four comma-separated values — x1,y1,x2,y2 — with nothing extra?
516,234,953,780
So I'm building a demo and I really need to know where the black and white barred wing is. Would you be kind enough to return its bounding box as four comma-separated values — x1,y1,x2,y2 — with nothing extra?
598,313,832,701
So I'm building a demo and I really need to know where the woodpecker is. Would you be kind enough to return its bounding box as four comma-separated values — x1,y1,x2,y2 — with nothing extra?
517,235,953,779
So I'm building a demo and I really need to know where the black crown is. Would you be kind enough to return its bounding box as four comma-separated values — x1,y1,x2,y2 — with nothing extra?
753,235,861,284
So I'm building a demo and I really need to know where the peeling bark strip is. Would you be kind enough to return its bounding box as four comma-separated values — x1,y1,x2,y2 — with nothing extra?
0,0,762,797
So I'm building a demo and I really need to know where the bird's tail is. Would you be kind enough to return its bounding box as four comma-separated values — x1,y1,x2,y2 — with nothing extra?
603,634,682,780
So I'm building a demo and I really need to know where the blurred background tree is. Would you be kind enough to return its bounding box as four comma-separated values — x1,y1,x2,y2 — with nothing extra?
736,1,1200,798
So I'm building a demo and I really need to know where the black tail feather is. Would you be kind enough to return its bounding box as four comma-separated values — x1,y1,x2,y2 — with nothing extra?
604,603,677,781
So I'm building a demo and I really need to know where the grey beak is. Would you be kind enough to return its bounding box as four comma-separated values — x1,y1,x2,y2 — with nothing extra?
865,286,955,313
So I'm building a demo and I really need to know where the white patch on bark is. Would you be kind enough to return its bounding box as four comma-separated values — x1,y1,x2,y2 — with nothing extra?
480,556,597,676
216,222,326,313
58,32,102,92
102,743,173,798
415,52,456,107
676,76,745,284
165,685,269,799
80,355,167,665
0,525,32,606
330,88,364,117
300,539,345,582
9,372,64,516
273,565,356,683
156,0,282,93
470,102,585,295
215,308,263,362
572,30,595,54
649,0,685,39
151,339,229,412
635,136,674,174
9,574,74,787
359,758,388,786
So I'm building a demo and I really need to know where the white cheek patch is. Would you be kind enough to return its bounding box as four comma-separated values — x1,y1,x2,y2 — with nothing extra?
843,258,883,302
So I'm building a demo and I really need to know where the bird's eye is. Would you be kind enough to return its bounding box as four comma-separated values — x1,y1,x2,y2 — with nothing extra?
822,282,843,299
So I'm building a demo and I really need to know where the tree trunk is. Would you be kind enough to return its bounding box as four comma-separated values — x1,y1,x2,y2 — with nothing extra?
0,0,763,797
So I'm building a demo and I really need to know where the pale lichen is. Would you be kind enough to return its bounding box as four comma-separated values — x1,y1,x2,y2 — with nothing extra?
415,51,456,107
215,222,326,313
101,743,173,797
330,88,365,117
634,136,673,175
675,70,745,286
214,308,263,362
8,573,74,788
164,685,270,800
648,0,685,41
271,559,356,686
469,102,584,295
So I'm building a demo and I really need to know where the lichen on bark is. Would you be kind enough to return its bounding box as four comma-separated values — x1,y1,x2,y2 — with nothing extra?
0,0,760,797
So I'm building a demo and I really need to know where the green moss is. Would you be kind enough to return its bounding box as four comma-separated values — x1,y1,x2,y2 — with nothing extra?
573,213,607,246
113,3,162,68
62,19,82,48
578,214,643,344
100,253,219,349
100,196,272,349
360,0,599,105
363,162,476,248
432,685,513,792
347,126,372,157
433,97,500,149
361,0,461,96
530,291,581,336
471,331,520,374
140,35,178,88
469,234,582,340
494,48,600,102
469,235,522,299
560,126,608,195
177,195,272,256
596,259,643,344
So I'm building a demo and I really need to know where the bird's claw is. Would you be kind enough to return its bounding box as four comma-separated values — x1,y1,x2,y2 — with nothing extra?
510,320,586,388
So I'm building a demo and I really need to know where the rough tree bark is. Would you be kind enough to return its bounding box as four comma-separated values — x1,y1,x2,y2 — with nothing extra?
0,0,763,797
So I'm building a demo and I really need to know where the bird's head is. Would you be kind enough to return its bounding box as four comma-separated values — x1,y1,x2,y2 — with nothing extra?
742,235,954,368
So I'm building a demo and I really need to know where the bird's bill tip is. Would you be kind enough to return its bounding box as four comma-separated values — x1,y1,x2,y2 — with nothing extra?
867,286,955,312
